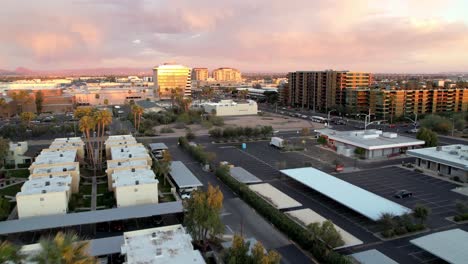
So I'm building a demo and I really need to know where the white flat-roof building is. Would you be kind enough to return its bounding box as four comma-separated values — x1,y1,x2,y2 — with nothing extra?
32,148,78,166
4,141,32,167
49,137,85,159
16,175,72,218
408,144,468,182
110,144,151,164
106,158,150,190
30,162,80,193
121,224,205,264
315,128,425,159
105,136,138,157
193,99,257,116
112,168,159,207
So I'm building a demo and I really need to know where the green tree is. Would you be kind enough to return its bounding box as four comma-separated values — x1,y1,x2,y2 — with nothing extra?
186,130,196,140
416,128,438,147
251,240,281,264
103,99,109,105
0,196,11,220
413,204,430,225
30,232,96,264
317,136,327,145
184,184,224,250
0,137,9,167
225,234,250,264
35,91,44,114
0,241,24,264
354,147,366,158
20,112,36,127
307,220,344,248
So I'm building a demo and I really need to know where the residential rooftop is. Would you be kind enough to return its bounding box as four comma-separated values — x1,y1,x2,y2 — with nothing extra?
105,135,137,144
110,145,149,160
33,149,77,165
31,163,79,175
316,128,425,150
107,158,149,170
112,168,157,188
407,144,468,171
121,224,205,264
18,175,72,195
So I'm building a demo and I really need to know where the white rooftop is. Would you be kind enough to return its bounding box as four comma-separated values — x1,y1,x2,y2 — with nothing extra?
281,167,411,220
229,167,262,184
33,149,77,165
112,168,157,188
110,145,149,160
51,137,84,145
107,158,149,170
249,183,302,210
121,224,205,264
407,144,468,171
316,128,425,150
201,99,256,106
18,175,72,195
31,163,78,174
410,229,468,264
286,208,362,248
351,249,398,264
105,135,137,145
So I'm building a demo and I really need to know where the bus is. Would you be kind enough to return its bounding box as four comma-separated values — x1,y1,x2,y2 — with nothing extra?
310,116,327,123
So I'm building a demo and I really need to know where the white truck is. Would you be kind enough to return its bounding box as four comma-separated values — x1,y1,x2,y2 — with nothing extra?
270,137,284,149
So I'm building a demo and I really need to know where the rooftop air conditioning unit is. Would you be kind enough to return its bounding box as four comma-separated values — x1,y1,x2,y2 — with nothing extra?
42,190,47,194
131,168,135,172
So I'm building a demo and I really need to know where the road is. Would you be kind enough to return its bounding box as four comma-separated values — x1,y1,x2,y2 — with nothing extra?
259,104,468,146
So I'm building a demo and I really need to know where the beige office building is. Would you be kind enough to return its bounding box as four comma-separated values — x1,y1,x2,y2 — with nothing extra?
212,68,242,82
153,63,192,100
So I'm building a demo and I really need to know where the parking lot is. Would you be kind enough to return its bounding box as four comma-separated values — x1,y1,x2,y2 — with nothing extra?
336,166,466,228
199,138,468,263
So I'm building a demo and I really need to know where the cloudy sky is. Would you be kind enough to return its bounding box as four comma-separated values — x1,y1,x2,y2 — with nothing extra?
1,0,468,73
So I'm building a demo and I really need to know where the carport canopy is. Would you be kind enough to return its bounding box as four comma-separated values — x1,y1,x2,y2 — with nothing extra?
229,167,262,184
148,143,168,151
351,249,398,264
170,161,203,189
410,229,468,264
280,167,411,221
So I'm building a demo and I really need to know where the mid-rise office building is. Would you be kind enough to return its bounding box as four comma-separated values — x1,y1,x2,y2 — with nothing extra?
212,68,242,82
153,63,192,100
191,68,209,81
287,70,373,111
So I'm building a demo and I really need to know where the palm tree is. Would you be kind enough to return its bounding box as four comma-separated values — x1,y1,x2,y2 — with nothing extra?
413,204,430,225
79,116,96,166
378,212,396,232
0,98,9,118
155,160,171,185
135,106,144,131
30,232,96,264
94,110,112,166
0,241,24,263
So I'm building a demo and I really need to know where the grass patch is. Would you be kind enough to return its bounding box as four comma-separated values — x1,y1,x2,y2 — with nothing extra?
97,183,108,194
0,183,23,197
6,169,30,178
156,174,172,193
159,194,176,202
79,184,92,195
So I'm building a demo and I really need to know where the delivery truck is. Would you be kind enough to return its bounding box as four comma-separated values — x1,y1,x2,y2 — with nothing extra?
269,137,284,149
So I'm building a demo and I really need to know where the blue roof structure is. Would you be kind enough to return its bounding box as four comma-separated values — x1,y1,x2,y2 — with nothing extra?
410,229,468,264
280,167,411,221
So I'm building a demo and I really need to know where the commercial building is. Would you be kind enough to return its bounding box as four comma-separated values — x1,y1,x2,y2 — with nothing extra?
153,63,192,100
66,86,154,106
315,128,425,159
112,168,158,207
407,145,468,182
287,70,373,111
4,141,32,167
16,175,72,218
212,68,242,82
345,88,468,118
121,224,205,264
194,99,258,116
191,68,209,81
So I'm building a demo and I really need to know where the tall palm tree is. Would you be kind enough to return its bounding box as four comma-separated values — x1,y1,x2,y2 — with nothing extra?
30,232,96,264
135,106,144,131
79,116,96,166
94,110,112,166
413,204,430,225
0,241,24,264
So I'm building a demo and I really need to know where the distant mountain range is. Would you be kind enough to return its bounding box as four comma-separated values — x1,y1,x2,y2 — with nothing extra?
0,67,152,77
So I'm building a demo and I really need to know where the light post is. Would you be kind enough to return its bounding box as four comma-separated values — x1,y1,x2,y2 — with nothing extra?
327,109,338,123
404,113,418,128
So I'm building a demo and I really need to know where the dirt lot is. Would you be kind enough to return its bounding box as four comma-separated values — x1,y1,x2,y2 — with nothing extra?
159,113,325,137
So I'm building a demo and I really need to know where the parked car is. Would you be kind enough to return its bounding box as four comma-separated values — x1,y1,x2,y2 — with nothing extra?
394,190,413,198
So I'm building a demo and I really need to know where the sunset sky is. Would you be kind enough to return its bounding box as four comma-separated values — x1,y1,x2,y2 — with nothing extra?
1,0,468,73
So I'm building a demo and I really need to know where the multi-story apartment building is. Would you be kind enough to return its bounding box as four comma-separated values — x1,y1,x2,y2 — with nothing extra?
212,68,242,82
345,88,468,119
278,84,290,106
153,63,192,100
191,68,209,81
287,70,373,111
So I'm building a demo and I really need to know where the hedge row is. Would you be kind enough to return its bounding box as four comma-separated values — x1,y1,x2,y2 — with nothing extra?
214,165,351,264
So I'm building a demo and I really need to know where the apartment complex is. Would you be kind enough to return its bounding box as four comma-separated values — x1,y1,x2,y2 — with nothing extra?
153,63,192,100
345,88,468,118
287,70,373,111
212,67,242,82
17,137,83,218
191,68,209,81
105,135,158,208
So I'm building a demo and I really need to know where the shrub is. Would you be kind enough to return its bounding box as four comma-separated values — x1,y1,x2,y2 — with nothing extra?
160,127,174,133
317,136,327,145
186,131,196,140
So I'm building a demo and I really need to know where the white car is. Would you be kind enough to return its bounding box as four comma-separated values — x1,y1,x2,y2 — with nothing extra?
180,193,191,200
